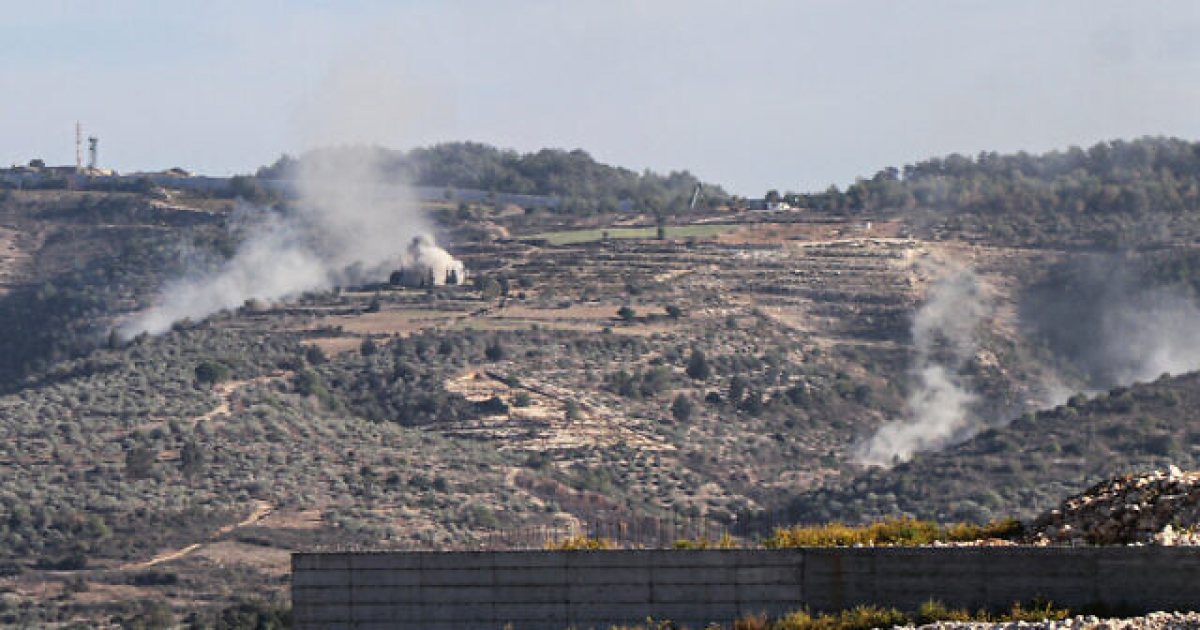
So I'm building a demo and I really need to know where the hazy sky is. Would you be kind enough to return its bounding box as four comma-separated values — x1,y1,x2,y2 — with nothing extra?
3,1,1199,194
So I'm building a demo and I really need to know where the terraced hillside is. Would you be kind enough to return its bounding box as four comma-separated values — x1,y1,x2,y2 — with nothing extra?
0,215,1051,625
0,188,234,384
6,138,1200,625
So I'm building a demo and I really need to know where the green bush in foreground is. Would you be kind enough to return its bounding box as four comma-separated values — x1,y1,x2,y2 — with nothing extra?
546,536,613,550
763,517,1023,548
672,533,738,549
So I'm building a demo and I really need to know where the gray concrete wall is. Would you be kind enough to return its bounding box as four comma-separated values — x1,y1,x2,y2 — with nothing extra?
292,548,1200,630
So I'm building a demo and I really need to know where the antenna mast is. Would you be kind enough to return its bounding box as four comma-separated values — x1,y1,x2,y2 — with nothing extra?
689,183,703,210
75,122,82,171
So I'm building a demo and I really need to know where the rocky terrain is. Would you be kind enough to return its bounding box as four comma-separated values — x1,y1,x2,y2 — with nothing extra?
1029,466,1200,546
907,612,1200,630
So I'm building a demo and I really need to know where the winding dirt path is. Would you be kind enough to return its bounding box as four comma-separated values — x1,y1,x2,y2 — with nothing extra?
115,372,293,569
119,500,273,571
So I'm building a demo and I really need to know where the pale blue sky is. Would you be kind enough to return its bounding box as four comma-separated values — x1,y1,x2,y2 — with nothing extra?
3,1,1199,194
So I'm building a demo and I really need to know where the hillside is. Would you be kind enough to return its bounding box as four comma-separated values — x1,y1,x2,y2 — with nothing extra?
0,188,233,385
5,138,1200,624
785,372,1200,525
799,136,1200,248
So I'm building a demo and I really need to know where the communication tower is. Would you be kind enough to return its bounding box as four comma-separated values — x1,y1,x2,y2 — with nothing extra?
87,137,98,170
75,122,83,171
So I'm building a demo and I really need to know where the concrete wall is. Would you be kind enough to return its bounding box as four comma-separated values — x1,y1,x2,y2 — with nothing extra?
293,548,1200,630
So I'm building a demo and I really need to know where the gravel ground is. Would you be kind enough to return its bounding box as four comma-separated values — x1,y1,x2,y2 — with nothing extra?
903,612,1200,629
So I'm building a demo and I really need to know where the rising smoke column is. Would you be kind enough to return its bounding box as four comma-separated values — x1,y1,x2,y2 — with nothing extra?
120,149,463,336
853,259,989,467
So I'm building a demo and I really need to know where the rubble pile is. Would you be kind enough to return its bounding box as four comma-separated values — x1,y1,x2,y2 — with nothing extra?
909,611,1200,630
1028,466,1200,546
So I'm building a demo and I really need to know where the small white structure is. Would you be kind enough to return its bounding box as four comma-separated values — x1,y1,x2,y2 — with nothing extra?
390,235,466,287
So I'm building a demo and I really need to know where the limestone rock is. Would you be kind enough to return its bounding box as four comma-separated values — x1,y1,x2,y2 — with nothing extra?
1026,467,1200,546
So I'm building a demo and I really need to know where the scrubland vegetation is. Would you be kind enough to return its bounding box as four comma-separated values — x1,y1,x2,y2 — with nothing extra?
788,374,1200,524
256,142,728,216
6,138,1200,625
799,137,1200,248
529,223,739,245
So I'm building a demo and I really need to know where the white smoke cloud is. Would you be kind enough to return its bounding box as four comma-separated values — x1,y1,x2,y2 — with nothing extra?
1021,255,1200,391
394,234,466,287
853,252,1200,468
120,46,464,337
120,150,463,336
1097,286,1200,384
853,259,989,467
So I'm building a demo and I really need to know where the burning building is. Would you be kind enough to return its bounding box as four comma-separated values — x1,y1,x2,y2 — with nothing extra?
390,235,466,287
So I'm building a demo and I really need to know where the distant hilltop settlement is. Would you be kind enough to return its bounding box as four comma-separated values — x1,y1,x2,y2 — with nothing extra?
2,125,570,212
0,157,563,208
0,122,232,193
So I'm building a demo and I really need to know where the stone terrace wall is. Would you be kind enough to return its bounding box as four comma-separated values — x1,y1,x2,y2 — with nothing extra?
292,548,1200,630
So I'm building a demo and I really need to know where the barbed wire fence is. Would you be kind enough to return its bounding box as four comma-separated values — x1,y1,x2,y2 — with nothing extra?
331,509,805,552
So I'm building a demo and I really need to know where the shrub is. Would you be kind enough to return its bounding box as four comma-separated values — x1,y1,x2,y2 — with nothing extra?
293,370,324,397
480,278,502,301
670,394,694,422
130,570,180,586
1000,599,1071,623
303,345,327,365
772,605,908,630
764,517,1024,548
125,445,158,480
729,375,750,402
474,395,509,414
915,599,971,625
546,536,613,550
34,551,88,570
685,350,710,380
944,518,1023,542
765,518,940,547
194,360,230,386
212,599,291,630
671,533,737,549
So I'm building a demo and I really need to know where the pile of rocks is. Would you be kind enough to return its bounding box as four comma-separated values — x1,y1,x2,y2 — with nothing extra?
908,611,1200,629
1028,466,1200,546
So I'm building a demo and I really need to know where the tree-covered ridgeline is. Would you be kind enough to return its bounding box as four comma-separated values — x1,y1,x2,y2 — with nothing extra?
796,137,1200,246
256,142,728,215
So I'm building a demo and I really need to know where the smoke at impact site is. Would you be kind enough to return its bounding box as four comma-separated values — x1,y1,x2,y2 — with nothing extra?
121,55,462,337
856,252,1200,468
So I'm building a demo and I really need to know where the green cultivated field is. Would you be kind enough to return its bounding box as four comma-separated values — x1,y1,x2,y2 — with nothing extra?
528,224,739,245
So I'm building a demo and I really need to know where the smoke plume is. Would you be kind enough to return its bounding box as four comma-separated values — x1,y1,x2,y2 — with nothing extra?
121,149,463,336
1099,288,1200,383
394,234,466,287
853,259,989,467
1022,254,1200,388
